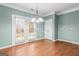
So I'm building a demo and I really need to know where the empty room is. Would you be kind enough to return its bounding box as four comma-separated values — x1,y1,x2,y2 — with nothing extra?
0,3,79,56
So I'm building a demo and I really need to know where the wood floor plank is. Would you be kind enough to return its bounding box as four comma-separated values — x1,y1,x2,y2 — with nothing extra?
0,39,79,56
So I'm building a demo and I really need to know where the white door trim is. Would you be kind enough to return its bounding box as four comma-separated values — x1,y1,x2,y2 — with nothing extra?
12,14,31,45
12,14,37,45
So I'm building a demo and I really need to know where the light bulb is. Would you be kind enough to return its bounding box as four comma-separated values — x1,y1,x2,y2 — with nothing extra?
38,18,44,22
31,18,36,22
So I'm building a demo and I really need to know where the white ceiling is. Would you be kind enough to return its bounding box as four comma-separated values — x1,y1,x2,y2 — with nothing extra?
1,3,79,16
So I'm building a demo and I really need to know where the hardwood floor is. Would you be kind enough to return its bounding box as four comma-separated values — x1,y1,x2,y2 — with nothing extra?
0,39,79,56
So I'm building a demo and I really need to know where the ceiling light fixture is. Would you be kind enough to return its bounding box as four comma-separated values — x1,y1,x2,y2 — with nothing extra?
31,3,44,23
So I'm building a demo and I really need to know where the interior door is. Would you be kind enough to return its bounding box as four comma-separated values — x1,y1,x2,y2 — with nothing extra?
15,17,25,44
12,15,37,46
45,19,52,40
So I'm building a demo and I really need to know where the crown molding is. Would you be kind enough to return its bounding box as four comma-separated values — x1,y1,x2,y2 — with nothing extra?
57,7,79,15
43,7,79,16
0,4,35,15
0,4,56,17
0,4,79,16
43,11,56,17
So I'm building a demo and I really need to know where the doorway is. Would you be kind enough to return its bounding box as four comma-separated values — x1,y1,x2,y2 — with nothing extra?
12,15,36,46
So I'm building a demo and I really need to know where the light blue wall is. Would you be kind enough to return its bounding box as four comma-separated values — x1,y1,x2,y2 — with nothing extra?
58,10,79,43
1,3,79,48
44,10,79,43
55,14,58,39
0,5,12,47
0,5,44,47
36,22,44,39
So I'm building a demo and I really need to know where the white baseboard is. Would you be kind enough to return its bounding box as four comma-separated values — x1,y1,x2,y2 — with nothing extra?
0,38,44,50
37,38,44,40
0,42,27,50
58,39,79,45
0,45,13,50
1,39,79,50
44,37,55,41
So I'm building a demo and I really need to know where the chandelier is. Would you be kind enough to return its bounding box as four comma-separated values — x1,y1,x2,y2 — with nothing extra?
31,3,44,23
